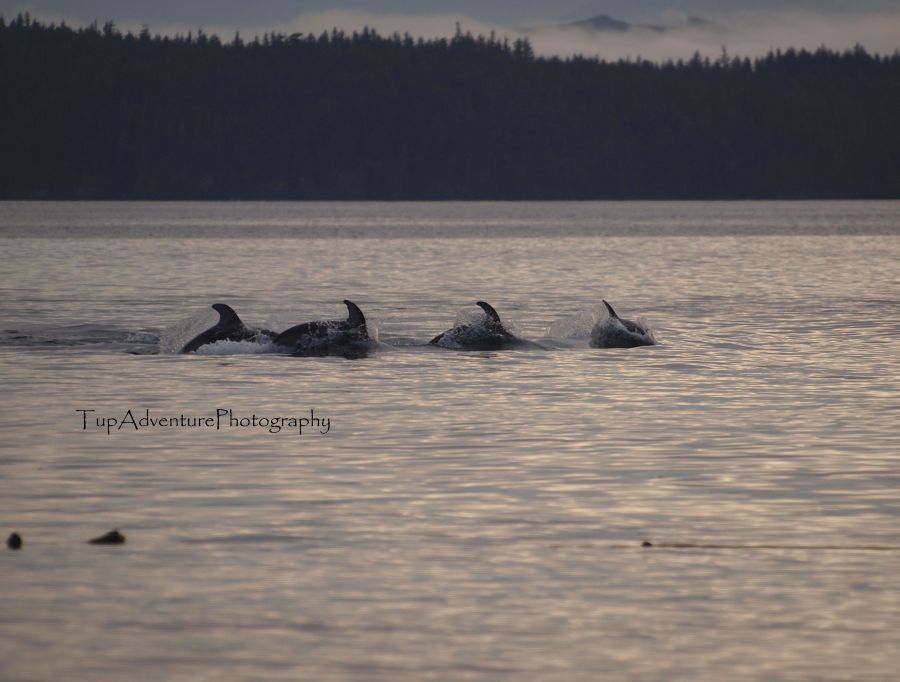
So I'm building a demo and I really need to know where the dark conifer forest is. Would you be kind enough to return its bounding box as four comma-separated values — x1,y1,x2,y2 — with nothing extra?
1,14,898,199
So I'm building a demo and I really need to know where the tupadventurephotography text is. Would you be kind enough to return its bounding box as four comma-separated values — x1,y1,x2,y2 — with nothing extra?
77,408,330,436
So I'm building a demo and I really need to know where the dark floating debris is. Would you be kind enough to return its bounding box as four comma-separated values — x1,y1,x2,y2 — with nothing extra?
639,541,900,551
88,529,126,545
7,532,22,549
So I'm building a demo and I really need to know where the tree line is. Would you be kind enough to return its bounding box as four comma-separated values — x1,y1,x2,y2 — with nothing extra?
1,13,898,199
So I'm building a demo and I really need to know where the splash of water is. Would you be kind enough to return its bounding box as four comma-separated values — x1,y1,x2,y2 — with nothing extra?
157,308,219,354
545,304,606,339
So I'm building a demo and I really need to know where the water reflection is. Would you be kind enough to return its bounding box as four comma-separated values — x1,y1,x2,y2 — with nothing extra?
1,201,899,680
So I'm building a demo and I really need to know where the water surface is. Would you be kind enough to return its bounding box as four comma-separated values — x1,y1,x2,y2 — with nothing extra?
1,201,899,680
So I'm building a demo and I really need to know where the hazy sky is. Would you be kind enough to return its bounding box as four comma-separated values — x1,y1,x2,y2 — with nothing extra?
5,0,899,59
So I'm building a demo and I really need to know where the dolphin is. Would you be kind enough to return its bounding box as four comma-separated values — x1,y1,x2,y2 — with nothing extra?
430,301,543,350
589,300,656,348
179,303,276,354
273,300,371,357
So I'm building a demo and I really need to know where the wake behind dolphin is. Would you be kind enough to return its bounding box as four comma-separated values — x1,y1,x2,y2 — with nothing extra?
273,300,372,357
179,304,276,354
590,300,656,348
430,301,543,350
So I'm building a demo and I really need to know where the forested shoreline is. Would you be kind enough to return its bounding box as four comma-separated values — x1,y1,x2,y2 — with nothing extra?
1,14,898,199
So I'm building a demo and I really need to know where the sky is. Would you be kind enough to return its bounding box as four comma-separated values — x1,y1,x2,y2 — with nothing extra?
4,0,899,60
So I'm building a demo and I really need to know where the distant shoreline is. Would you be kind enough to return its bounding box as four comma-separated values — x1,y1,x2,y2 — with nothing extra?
3,14,899,201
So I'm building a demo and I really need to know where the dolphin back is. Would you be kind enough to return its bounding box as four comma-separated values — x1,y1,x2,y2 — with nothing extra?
178,303,271,353
344,300,368,337
590,300,655,348
273,300,371,355
212,303,243,328
179,303,244,353
273,321,323,348
431,300,541,350
476,301,503,327
602,300,620,319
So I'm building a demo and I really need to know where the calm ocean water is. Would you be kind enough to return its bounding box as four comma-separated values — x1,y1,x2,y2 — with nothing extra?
1,201,899,681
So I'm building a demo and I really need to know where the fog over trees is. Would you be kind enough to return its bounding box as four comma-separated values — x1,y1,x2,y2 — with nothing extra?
2,14,898,199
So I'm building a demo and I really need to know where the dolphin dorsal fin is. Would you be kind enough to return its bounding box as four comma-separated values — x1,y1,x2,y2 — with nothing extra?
211,303,243,329
343,300,366,329
602,300,620,319
476,301,503,326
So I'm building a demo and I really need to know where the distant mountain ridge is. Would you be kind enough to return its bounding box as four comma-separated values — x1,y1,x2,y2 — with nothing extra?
526,13,719,34
570,15,663,33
